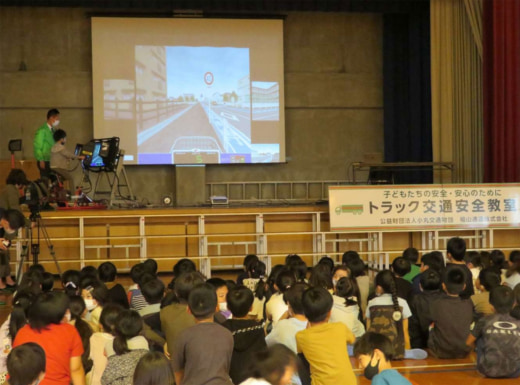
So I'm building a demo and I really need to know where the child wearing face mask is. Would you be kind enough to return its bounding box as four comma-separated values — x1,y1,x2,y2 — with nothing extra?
207,278,232,320
82,283,109,333
354,332,412,385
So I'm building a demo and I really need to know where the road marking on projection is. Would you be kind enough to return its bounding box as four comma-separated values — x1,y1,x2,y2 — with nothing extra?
220,112,239,121
137,104,195,146
202,103,252,154
213,114,250,153
216,107,250,121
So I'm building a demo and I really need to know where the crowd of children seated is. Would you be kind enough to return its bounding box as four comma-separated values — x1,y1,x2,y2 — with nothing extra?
3,236,520,385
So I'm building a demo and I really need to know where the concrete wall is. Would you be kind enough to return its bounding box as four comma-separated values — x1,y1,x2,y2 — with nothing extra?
0,7,383,204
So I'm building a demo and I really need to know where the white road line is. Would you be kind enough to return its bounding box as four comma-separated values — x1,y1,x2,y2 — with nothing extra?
137,104,195,145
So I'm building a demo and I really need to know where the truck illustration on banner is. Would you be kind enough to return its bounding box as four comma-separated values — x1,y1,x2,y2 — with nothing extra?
335,205,364,215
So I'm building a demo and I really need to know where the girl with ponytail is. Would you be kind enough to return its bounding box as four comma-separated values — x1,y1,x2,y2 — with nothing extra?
366,270,413,359
0,292,34,377
101,310,149,385
106,310,148,356
265,270,296,326
330,277,365,338
247,260,268,321
68,296,93,374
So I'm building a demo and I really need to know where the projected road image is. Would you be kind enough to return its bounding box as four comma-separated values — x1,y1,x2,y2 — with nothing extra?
136,46,252,164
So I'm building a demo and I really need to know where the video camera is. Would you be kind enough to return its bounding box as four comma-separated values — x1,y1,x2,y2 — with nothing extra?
24,180,53,218
75,137,120,172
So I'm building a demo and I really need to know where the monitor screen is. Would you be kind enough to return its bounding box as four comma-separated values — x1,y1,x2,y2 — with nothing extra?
91,17,285,165
74,144,83,157
89,142,106,168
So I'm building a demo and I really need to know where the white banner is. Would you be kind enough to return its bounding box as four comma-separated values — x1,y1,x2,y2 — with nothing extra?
329,184,520,231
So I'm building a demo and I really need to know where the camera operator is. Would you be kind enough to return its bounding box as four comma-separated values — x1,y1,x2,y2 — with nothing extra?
0,169,33,228
0,208,26,289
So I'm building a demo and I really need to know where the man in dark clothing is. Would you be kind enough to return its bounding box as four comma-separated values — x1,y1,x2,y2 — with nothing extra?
223,285,266,384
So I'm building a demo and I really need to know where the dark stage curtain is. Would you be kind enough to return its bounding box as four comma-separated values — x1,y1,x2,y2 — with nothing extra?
483,0,520,182
383,9,433,184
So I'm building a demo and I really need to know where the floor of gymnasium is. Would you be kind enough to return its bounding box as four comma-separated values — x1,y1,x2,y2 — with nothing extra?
1,274,516,385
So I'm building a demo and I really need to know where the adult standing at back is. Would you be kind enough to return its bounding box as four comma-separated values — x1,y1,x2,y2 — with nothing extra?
34,108,60,179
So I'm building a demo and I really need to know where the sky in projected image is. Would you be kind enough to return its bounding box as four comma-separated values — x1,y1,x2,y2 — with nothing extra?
166,46,250,99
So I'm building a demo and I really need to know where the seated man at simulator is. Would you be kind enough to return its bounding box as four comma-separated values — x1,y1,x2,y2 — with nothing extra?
50,129,85,191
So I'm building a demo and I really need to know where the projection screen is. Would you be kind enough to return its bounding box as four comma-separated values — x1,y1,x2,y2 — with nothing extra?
91,17,285,165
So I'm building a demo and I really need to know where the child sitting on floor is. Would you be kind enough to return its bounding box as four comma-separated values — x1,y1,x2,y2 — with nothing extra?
98,262,129,309
266,270,296,326
223,286,267,384
467,286,520,378
471,267,501,321
172,283,234,385
7,342,46,385
81,282,109,332
239,344,297,385
89,304,123,385
101,310,149,385
428,265,473,359
296,286,356,385
354,332,412,385
266,283,308,353
207,278,232,319
330,277,365,339
409,269,443,349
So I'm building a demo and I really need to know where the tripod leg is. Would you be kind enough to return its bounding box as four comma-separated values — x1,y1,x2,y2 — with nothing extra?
37,218,63,277
15,247,27,286
16,225,33,285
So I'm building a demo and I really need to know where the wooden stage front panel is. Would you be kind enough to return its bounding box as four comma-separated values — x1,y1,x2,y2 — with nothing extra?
10,205,520,275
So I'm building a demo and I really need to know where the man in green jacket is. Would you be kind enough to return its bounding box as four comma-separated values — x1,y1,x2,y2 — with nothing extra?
34,108,60,179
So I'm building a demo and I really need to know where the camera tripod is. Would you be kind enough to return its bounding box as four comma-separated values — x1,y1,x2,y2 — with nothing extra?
16,210,62,285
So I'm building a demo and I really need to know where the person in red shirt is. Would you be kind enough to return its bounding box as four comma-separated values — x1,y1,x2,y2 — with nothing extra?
13,292,85,385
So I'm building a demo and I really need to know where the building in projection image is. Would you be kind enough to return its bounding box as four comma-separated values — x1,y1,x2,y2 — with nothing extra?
135,46,169,133
103,79,135,120
252,82,279,121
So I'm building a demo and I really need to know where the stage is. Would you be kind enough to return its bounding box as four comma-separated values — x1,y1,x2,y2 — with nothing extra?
11,203,520,276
